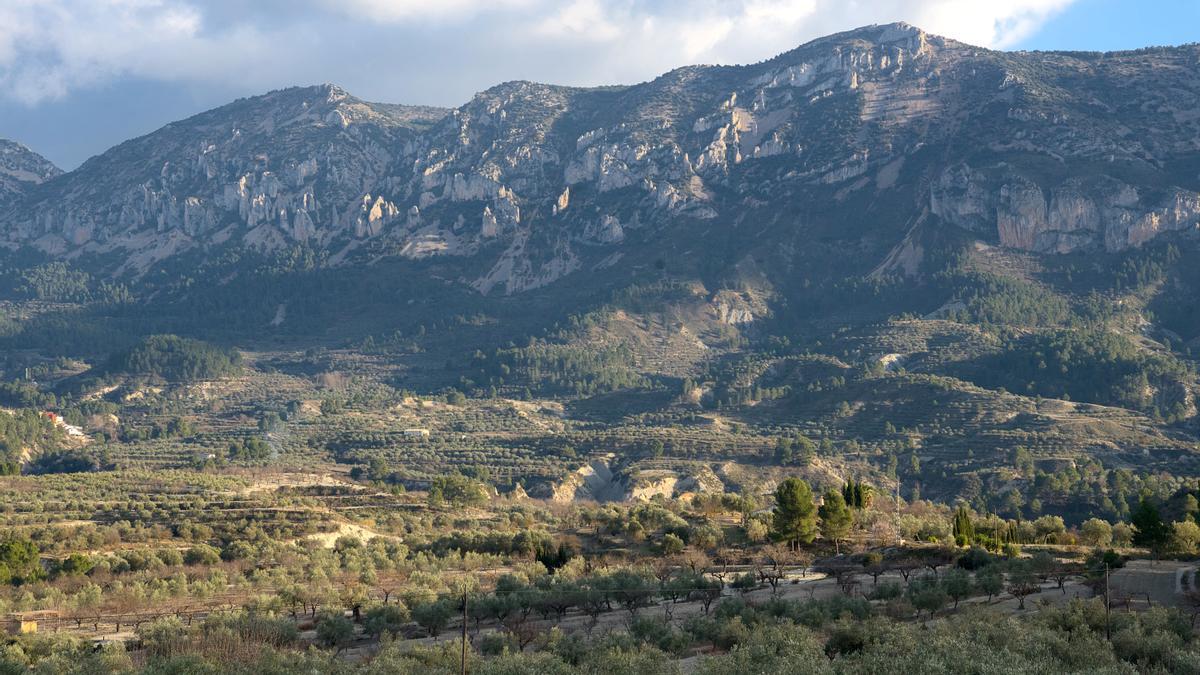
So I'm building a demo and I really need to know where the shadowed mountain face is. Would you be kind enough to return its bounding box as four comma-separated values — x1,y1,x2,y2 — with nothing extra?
2,24,1199,293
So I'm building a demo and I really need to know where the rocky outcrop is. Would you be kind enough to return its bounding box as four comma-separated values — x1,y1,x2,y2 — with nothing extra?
549,457,727,503
550,456,626,502
583,215,625,244
932,166,1200,253
711,289,768,325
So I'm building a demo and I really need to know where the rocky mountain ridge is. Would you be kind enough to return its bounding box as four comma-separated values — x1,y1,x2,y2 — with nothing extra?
0,140,61,208
3,23,1199,293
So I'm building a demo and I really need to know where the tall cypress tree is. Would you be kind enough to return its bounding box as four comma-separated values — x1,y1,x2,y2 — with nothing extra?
952,505,975,546
842,479,872,509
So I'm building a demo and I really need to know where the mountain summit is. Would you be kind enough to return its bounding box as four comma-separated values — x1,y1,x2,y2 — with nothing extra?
2,24,1199,292
0,140,61,208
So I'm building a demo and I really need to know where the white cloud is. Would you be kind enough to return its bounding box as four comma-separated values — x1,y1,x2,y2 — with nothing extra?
534,0,625,42
0,0,248,104
323,0,536,22
525,0,1080,71
0,0,1081,106
912,0,1078,48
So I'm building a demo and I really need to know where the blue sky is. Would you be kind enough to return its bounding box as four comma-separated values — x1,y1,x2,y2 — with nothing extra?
1020,0,1198,50
0,0,1192,171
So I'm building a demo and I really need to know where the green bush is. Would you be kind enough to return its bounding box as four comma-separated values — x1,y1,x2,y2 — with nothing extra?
183,544,221,566
364,604,411,637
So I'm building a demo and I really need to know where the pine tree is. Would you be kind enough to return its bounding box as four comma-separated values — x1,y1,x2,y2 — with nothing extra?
818,490,853,555
771,478,818,550
1131,497,1169,552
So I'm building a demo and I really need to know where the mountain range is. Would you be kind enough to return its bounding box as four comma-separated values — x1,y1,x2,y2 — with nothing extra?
3,22,1199,295
4,23,1200,514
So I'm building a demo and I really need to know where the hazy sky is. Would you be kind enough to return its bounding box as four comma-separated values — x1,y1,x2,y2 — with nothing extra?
1,0,1195,170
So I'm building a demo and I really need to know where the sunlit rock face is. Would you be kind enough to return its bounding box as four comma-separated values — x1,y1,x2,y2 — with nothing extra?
0,140,61,207
4,24,1200,292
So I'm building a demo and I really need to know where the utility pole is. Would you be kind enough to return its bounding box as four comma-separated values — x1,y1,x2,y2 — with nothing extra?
895,481,903,546
1105,563,1111,641
460,591,469,675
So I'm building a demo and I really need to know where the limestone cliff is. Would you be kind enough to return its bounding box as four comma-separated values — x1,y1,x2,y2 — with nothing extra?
3,24,1200,291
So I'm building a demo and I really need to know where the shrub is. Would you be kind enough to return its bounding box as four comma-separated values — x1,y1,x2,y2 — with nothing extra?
315,611,354,648
183,544,221,566
363,604,410,638
138,616,188,657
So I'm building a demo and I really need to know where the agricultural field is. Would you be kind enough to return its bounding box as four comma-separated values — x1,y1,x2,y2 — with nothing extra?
1,237,1200,673
3,18,1200,673
0,314,1199,673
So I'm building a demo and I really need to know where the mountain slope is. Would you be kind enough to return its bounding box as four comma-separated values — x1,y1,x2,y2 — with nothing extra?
0,140,61,208
1,25,1199,519
2,85,448,275
2,24,1199,292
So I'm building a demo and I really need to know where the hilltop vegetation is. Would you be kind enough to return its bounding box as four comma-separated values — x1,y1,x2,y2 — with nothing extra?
103,335,242,383
963,329,1193,420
